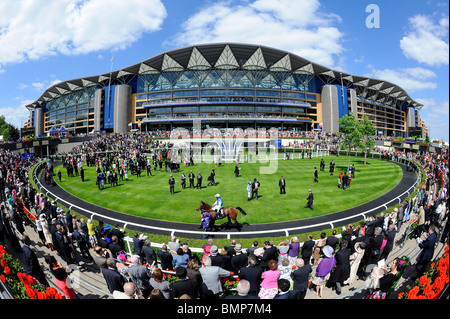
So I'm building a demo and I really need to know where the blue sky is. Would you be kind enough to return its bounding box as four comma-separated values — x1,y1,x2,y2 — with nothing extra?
0,0,448,141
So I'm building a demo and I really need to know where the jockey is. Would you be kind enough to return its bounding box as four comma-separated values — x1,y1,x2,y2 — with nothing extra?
212,193,223,214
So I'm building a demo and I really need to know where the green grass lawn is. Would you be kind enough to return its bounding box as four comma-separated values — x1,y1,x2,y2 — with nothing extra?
54,156,402,225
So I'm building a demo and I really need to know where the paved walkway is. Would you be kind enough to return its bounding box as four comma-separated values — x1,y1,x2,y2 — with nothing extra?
35,160,418,239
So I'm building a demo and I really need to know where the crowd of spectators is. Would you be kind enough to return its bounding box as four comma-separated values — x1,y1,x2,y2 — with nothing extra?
0,133,448,299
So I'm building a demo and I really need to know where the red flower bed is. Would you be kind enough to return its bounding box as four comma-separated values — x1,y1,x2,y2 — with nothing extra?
0,244,65,299
399,245,449,299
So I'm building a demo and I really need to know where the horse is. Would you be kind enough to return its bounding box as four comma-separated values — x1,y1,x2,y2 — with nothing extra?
196,201,247,229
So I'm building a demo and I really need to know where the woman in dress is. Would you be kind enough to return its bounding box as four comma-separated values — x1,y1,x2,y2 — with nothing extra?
312,232,327,266
39,214,54,251
44,255,76,299
258,259,280,299
311,245,336,297
277,240,290,265
288,236,300,266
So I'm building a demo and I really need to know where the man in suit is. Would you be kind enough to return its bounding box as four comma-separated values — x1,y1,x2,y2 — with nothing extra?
239,257,263,296
209,245,225,268
55,224,75,264
415,223,437,278
364,227,384,279
278,176,286,194
102,258,126,294
256,241,278,270
292,258,312,299
189,170,195,188
304,189,314,210
180,171,186,189
329,160,335,175
196,172,203,189
127,255,152,298
170,266,200,299
301,235,315,265
251,178,260,200
142,240,157,267
108,235,122,259
21,236,50,287
313,167,318,183
231,244,248,274
92,245,109,270
199,256,231,298
169,175,175,194
157,244,173,270
273,279,300,299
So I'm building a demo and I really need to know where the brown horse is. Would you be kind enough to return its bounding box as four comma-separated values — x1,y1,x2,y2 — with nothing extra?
196,201,247,228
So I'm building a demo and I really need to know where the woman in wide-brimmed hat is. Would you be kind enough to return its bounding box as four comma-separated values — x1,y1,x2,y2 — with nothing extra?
311,245,336,297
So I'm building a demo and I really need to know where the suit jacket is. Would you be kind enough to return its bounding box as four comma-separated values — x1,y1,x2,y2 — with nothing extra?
102,267,125,294
128,264,152,290
210,254,225,268
158,250,173,270
384,229,396,252
231,253,248,273
301,240,315,258
170,278,199,299
418,231,437,264
239,265,263,295
142,246,157,266
278,179,286,187
258,246,278,269
273,290,300,299
199,266,231,295
307,192,314,204
292,264,312,292
22,244,41,274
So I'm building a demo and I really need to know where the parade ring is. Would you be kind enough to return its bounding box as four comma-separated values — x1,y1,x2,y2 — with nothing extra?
34,158,420,239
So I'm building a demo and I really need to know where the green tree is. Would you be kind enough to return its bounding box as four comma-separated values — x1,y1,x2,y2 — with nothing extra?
358,115,376,165
338,113,362,169
0,115,12,142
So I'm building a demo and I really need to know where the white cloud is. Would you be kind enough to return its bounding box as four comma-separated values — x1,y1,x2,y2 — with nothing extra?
0,0,167,67
0,100,33,128
169,0,344,67
365,67,438,92
400,14,449,67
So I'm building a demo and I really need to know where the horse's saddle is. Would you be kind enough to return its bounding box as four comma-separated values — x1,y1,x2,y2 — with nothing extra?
216,208,225,219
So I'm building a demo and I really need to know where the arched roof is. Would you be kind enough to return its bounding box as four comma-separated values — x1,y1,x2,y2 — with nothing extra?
25,43,423,110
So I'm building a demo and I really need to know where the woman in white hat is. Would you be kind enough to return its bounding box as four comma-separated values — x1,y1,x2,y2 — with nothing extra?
39,214,54,251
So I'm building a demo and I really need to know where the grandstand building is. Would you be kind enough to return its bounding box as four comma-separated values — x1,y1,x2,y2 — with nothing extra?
24,43,428,138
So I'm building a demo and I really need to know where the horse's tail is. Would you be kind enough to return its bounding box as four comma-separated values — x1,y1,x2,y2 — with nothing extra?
236,207,247,215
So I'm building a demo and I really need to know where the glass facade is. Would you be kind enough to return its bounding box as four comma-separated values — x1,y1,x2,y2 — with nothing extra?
134,70,319,130
44,86,96,134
